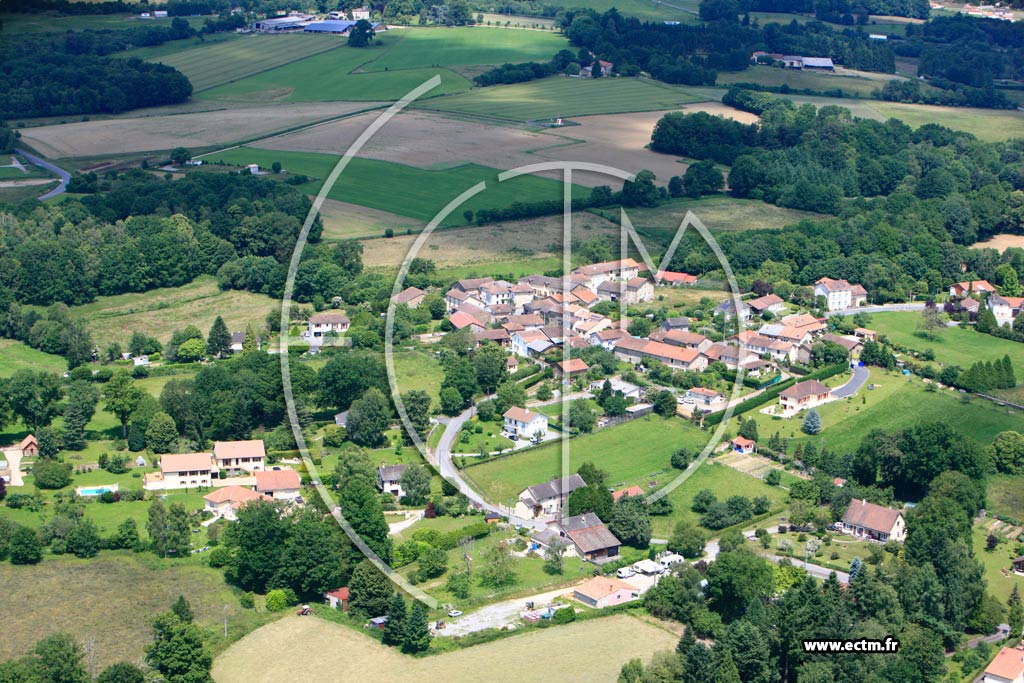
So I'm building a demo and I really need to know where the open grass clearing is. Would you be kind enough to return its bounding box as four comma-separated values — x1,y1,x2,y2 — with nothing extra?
0,551,273,670
597,195,826,234
973,526,1024,604
391,350,446,405
461,415,708,507
971,234,1024,253
0,12,207,34
419,76,705,122
362,27,567,72
0,339,66,377
116,30,243,61
319,197,423,240
718,65,907,98
747,11,913,34
212,612,678,683
569,0,700,21
18,101,383,159
987,475,1024,522
204,147,588,228
479,13,559,28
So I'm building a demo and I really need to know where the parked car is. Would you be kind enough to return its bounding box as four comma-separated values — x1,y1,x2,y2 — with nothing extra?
447,609,462,617
616,566,636,579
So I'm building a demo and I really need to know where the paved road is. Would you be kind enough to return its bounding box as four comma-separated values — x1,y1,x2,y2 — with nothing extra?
825,303,925,318
701,528,849,583
831,364,869,399
17,149,70,201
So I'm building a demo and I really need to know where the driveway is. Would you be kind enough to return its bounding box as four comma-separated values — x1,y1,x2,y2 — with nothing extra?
387,510,424,536
437,584,579,636
17,149,70,201
831,365,869,399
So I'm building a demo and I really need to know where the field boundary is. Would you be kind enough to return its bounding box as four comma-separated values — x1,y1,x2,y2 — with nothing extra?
186,36,342,93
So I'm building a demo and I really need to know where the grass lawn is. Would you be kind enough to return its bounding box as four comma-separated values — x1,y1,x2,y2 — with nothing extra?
869,312,1024,379
0,12,208,34
212,611,679,683
987,475,1024,521
743,369,1021,452
116,30,243,62
50,275,278,349
363,27,568,72
651,460,789,537
419,76,705,122
973,526,1024,604
718,64,907,98
461,415,708,507
0,551,275,670
570,0,699,21
203,148,589,228
391,350,445,405
0,339,66,377
451,425,515,454
431,256,563,282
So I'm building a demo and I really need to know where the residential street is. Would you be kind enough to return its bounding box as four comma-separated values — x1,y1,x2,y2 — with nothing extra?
831,365,869,399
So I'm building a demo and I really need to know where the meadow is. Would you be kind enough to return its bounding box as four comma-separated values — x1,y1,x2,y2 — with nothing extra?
596,195,825,234
361,27,567,72
211,613,679,683
569,0,700,21
461,415,709,506
0,12,207,33
203,147,589,227
419,76,705,122
0,339,66,377
116,30,243,61
717,65,905,98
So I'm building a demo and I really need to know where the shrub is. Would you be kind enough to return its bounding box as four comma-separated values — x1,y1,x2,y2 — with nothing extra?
265,589,288,612
239,592,255,609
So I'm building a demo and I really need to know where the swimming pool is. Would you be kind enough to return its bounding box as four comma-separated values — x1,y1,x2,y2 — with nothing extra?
76,484,119,496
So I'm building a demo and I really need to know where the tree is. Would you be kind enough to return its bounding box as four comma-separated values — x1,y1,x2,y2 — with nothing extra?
402,603,431,654
62,380,98,451
104,370,143,439
495,380,527,414
348,18,376,46
1009,585,1023,638
65,518,100,558
400,390,431,440
738,417,758,442
349,560,392,616
705,549,773,621
802,409,821,435
716,651,742,683
6,370,63,431
145,411,179,454
544,536,568,574
318,351,387,411
440,386,464,416
991,431,1024,474
382,594,407,646
169,147,190,164
347,387,391,448
145,611,213,683
97,662,145,683
472,344,507,394
418,546,448,581
175,337,206,362
32,458,72,489
682,159,725,197
569,400,597,433
170,595,193,623
110,518,139,550
229,498,289,591
669,521,707,558
206,316,231,357
338,479,391,563
478,542,516,588
652,390,677,417
400,464,431,506
9,526,42,564
33,632,88,683
609,494,652,547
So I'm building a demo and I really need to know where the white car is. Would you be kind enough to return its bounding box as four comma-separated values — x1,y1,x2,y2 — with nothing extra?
616,567,636,579
447,609,462,617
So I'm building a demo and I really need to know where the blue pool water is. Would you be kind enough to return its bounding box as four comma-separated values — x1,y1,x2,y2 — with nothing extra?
78,486,115,496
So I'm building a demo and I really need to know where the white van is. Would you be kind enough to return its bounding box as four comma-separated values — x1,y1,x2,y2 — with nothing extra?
616,566,636,579
659,553,686,569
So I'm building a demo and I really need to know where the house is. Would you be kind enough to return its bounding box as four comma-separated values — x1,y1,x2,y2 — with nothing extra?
324,587,349,611
949,280,996,298
514,474,586,519
229,331,261,352
650,329,712,352
571,258,641,289
503,407,548,441
814,277,866,311
839,499,907,543
731,436,755,454
573,576,639,608
989,295,1024,328
155,452,215,490
444,288,485,312
596,277,654,304
716,299,751,322
819,333,863,359
781,313,828,335
203,486,262,521
747,293,785,315
511,329,553,358
452,276,494,294
213,440,266,476
853,327,877,342
590,328,630,351
377,464,406,498
703,342,743,369
778,380,831,414
448,310,485,332
473,328,511,346
561,512,621,562
17,435,37,457
589,377,642,401
554,358,589,378
655,270,698,286
254,468,302,501
308,312,350,340
612,485,645,501
614,337,708,372
1013,556,1024,575
580,59,613,77
982,647,1024,683
734,330,796,363
530,528,578,558
961,297,981,315
393,286,425,308
661,316,690,331
506,355,519,374
850,284,868,307
758,324,812,346
685,387,725,411
352,6,371,19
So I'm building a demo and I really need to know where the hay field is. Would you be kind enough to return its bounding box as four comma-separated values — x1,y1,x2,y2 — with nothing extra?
211,614,678,683
718,65,907,98
18,102,383,159
361,26,567,72
971,234,1024,253
319,198,423,240
597,196,826,233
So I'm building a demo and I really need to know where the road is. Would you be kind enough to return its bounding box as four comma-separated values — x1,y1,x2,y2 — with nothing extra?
17,149,70,201
700,528,849,583
831,364,869,399
825,303,926,318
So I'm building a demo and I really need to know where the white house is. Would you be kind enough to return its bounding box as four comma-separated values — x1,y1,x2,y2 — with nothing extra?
839,499,907,543
983,647,1024,683
573,576,639,608
778,380,831,415
377,464,406,498
595,277,654,304
503,406,548,441
814,277,867,311
571,258,641,290
254,468,302,501
685,387,725,411
213,439,266,477
203,485,262,521
589,377,642,400
989,295,1023,328
308,312,350,341
514,474,586,519
153,452,215,490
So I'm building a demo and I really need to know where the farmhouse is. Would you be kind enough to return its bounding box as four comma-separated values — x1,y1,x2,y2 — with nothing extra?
561,512,621,562
983,647,1024,683
747,293,785,315
393,286,425,308
573,576,639,608
655,270,698,286
814,277,867,311
515,474,586,519
989,295,1024,328
308,312,350,340
580,59,614,77
213,439,266,476
614,337,708,371
819,333,862,359
448,310,485,331
503,406,548,441
153,452,215,490
444,288,485,312
377,464,406,498
453,276,494,294
571,258,641,289
778,380,831,414
596,277,654,304
255,469,302,501
949,280,996,298
203,485,262,521
839,499,907,543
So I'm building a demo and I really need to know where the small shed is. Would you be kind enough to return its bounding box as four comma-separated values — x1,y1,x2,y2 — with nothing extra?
1013,556,1024,575
324,587,349,611
368,615,389,629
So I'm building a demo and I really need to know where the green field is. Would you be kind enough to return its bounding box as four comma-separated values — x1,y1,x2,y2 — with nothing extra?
868,312,1024,379
747,11,912,35
391,350,445,405
570,0,699,21
203,148,588,227
718,65,905,98
0,339,67,377
461,415,709,506
743,369,1021,452
987,475,1024,521
596,196,826,234
973,526,1024,604
419,76,704,121
0,12,208,33
116,30,243,62
362,26,567,72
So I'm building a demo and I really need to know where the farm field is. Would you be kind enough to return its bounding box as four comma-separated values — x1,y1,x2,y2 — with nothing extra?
18,102,383,159
50,275,279,349
361,27,567,72
570,0,700,21
597,195,826,234
987,475,1024,521
0,552,273,670
203,147,589,227
0,339,66,377
0,12,208,33
318,198,423,240
461,415,708,506
419,76,705,122
718,65,907,97
211,612,679,683
139,33,342,92
116,30,243,61
868,312,1024,378
746,11,913,34
743,369,1021,451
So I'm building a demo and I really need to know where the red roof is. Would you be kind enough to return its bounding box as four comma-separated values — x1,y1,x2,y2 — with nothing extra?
203,485,261,505
160,452,214,474
655,270,697,284
985,648,1024,681
732,436,755,448
324,587,350,601
449,311,484,330
254,468,301,492
557,358,589,373
612,486,645,501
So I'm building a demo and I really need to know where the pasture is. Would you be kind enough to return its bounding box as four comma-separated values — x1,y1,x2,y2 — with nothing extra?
211,613,679,683
0,339,66,377
717,65,906,98
461,415,709,506
419,76,704,121
0,552,273,669
568,0,700,21
54,276,279,349
988,475,1024,522
361,27,567,72
204,147,589,227
116,31,242,61
599,195,826,233
0,12,207,33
